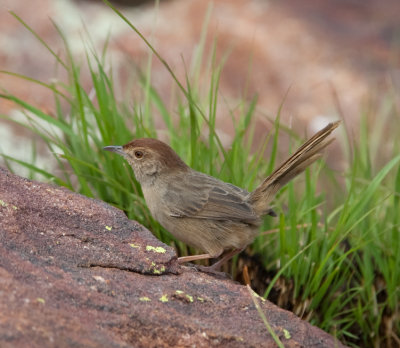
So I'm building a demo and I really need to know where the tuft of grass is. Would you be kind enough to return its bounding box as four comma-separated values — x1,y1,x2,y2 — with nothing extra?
0,5,399,348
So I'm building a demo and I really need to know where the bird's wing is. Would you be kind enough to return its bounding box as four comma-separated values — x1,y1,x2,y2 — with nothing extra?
164,172,260,225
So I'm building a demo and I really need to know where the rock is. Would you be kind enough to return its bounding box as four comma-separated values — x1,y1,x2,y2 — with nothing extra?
0,167,347,347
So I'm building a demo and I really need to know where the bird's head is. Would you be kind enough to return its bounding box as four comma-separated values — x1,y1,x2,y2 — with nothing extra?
103,138,188,184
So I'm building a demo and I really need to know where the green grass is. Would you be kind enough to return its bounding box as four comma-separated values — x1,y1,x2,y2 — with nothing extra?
1,5,399,348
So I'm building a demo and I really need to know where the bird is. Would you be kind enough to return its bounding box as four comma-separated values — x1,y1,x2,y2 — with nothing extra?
104,121,340,272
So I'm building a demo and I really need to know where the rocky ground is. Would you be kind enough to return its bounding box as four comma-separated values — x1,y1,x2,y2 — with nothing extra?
0,167,348,347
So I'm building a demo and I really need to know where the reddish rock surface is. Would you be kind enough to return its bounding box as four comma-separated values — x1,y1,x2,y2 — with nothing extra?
0,167,347,347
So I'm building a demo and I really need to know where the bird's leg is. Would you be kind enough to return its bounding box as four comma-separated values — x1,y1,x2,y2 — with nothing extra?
208,247,245,270
177,253,212,263
178,248,245,275
196,247,246,273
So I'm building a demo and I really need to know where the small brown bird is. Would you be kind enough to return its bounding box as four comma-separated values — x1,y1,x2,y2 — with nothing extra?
104,121,339,272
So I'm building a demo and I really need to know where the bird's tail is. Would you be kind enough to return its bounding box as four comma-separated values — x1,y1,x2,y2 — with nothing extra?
248,121,340,216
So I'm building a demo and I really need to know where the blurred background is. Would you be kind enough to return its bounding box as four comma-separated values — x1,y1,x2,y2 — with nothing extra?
0,0,399,170
1,2,400,345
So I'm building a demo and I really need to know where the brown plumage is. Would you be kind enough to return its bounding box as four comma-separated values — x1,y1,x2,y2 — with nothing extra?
248,121,339,215
104,121,340,272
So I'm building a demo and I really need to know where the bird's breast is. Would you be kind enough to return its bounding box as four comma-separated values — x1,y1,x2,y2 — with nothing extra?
141,184,167,222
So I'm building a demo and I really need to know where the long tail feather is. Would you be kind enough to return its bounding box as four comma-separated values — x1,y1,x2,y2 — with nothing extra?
248,121,340,215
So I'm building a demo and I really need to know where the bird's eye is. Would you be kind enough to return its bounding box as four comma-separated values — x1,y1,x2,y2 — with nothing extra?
134,150,144,159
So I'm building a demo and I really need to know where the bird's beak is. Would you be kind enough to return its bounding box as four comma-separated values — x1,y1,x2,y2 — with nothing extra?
103,145,125,156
